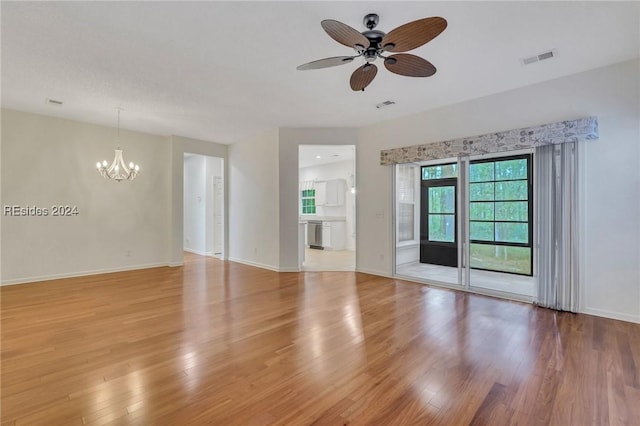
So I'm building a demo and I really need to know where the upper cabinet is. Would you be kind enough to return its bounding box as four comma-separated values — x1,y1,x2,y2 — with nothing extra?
316,179,346,206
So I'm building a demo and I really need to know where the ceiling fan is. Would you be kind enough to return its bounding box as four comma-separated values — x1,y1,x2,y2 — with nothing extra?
297,13,447,91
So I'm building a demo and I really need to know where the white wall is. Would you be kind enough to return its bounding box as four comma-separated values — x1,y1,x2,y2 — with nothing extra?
1,109,171,284
183,155,206,254
356,59,640,323
205,156,223,255
228,128,280,270
299,159,356,251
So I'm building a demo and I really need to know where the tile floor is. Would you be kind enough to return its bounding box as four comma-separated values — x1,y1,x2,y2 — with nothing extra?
396,262,535,297
302,248,355,271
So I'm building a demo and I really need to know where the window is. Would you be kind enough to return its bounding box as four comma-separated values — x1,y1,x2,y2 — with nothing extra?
397,165,418,242
469,155,532,275
301,189,316,215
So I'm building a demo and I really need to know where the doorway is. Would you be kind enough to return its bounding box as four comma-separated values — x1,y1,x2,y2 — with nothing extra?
183,153,224,259
420,176,458,267
298,145,356,271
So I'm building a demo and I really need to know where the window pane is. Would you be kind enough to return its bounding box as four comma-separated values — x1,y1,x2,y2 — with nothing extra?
470,202,494,220
398,203,414,241
470,182,494,201
470,221,494,241
495,201,528,222
495,181,528,200
495,223,528,243
469,162,494,182
422,164,458,180
495,159,527,180
470,244,531,275
397,165,416,202
428,186,455,213
428,214,455,242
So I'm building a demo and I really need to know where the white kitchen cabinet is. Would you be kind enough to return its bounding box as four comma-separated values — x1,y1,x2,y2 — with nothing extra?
322,221,345,250
316,179,346,206
322,222,331,249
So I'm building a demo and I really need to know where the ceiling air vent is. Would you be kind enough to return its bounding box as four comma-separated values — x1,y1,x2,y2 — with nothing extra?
45,98,63,106
375,100,396,109
520,49,557,66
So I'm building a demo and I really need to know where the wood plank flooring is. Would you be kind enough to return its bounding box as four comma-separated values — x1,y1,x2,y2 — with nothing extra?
2,253,639,425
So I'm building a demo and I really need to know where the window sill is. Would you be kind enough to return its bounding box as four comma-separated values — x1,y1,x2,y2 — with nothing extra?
396,241,419,248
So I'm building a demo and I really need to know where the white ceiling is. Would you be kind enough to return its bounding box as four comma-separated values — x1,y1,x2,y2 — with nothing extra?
299,145,355,168
2,2,639,144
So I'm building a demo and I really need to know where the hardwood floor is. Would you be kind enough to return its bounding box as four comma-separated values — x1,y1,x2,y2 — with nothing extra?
2,253,639,425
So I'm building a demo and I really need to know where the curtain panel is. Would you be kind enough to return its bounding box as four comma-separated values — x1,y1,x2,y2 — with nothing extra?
380,116,597,165
535,143,580,311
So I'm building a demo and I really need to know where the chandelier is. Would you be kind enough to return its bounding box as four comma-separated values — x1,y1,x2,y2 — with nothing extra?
96,108,140,181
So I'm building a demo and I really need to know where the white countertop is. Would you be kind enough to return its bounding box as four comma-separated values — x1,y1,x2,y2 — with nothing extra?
299,216,346,223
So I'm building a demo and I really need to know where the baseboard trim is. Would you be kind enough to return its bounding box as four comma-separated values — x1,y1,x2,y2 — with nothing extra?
355,267,393,278
581,307,640,324
1,262,169,286
227,257,280,273
278,267,301,273
184,248,207,256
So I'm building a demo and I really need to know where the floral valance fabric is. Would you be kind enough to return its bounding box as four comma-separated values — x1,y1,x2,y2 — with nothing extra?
380,116,598,165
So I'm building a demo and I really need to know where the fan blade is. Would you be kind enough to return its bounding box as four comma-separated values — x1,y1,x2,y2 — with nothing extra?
384,54,436,77
350,63,378,91
321,19,370,50
297,56,356,71
381,17,447,52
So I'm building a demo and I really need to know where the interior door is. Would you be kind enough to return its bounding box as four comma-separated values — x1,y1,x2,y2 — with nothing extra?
420,178,458,267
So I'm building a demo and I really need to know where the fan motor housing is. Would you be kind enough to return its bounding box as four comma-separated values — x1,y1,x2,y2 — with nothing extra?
362,29,385,47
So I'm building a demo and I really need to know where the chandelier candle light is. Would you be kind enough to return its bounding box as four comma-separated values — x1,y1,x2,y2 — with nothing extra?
96,108,140,181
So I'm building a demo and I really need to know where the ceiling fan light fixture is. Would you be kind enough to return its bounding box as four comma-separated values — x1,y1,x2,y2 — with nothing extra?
298,14,447,91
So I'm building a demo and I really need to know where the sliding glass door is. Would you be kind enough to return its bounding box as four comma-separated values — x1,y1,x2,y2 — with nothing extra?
394,151,535,299
467,154,535,297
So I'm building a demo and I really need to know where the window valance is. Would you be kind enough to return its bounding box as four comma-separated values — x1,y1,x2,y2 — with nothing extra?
380,116,598,165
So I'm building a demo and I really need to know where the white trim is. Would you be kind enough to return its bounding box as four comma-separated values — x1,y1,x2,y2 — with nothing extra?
1,262,169,286
581,307,640,324
355,267,393,278
227,257,280,272
278,267,300,273
184,248,208,256
168,261,184,267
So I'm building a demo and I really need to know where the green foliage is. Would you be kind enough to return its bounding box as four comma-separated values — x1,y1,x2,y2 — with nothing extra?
470,202,494,220
471,222,494,241
470,244,531,275
422,164,458,180
495,202,528,221
428,187,455,213
429,214,455,242
470,162,494,182
301,189,316,214
495,181,528,200
470,183,494,201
